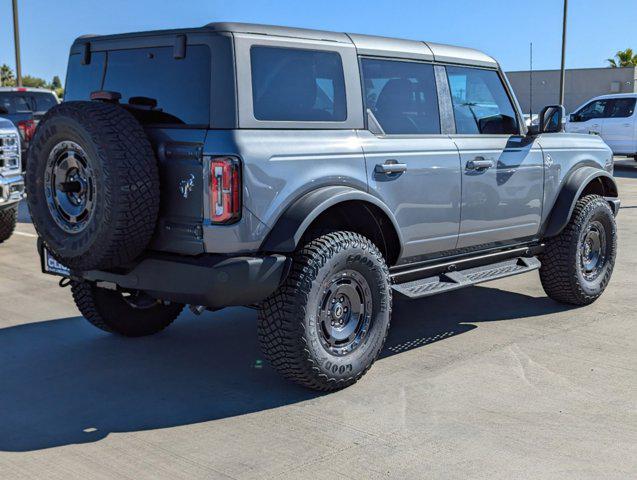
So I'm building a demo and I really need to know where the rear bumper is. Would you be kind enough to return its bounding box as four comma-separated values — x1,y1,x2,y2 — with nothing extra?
85,254,289,308
0,174,25,209
38,239,290,309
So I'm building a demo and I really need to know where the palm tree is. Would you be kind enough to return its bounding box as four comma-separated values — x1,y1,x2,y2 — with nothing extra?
0,64,15,86
607,48,637,68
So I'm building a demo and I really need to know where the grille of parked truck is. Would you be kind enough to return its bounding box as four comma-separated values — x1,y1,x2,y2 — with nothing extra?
25,23,619,391
0,117,25,243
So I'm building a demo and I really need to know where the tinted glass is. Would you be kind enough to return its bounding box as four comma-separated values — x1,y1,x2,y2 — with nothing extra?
576,100,608,121
65,52,106,101
31,92,58,112
607,98,636,118
0,93,33,113
447,66,518,134
102,46,210,125
361,58,440,135
251,46,346,122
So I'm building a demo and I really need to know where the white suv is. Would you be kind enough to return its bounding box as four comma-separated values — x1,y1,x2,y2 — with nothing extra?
565,93,637,159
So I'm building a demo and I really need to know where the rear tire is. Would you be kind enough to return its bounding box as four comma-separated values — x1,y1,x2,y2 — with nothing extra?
71,280,183,337
539,195,617,305
258,232,392,391
0,205,17,243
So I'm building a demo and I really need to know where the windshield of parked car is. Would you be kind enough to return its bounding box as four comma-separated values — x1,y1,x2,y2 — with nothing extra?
0,91,57,114
0,92,57,114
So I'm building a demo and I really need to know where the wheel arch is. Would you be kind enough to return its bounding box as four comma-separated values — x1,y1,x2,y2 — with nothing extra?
543,167,619,238
260,186,403,265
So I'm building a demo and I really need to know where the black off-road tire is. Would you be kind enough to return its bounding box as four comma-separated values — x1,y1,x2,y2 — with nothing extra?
258,232,392,391
0,205,17,243
26,101,160,271
71,280,183,337
539,195,617,305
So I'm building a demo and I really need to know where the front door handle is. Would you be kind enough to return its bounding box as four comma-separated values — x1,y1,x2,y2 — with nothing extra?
375,160,407,174
466,157,494,170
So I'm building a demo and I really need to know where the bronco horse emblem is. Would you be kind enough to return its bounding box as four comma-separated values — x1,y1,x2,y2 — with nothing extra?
179,174,195,199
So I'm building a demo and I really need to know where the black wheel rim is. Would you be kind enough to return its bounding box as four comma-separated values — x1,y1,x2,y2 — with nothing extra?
44,141,96,233
579,220,607,281
316,269,373,356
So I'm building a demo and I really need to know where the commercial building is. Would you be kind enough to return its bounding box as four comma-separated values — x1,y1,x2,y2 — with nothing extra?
506,66,637,115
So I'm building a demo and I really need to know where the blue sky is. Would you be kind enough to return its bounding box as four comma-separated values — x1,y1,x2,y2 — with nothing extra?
1,0,635,84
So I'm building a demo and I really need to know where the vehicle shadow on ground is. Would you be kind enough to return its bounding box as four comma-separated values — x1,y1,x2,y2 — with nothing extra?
0,285,575,452
17,201,31,223
613,160,637,179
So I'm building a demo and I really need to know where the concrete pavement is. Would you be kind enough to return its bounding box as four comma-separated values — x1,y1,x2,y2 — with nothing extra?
0,160,635,479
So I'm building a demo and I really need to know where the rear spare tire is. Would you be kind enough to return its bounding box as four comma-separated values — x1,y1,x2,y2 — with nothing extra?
25,101,159,271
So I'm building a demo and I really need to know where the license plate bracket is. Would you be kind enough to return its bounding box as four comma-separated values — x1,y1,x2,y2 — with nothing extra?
42,247,71,277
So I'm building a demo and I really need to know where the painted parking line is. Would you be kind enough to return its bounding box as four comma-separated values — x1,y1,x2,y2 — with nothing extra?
13,231,37,238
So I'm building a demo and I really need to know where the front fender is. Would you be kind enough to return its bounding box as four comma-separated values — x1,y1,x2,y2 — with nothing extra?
260,186,403,253
543,167,618,237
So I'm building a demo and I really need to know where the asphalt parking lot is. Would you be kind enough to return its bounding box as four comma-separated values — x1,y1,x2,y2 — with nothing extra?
0,160,636,480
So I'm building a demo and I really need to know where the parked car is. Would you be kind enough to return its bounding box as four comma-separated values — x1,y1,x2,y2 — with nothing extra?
26,23,619,391
0,117,25,242
565,93,637,159
0,87,60,169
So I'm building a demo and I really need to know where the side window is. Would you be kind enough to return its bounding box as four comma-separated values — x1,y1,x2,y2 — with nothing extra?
361,58,440,135
576,100,608,122
607,98,636,118
446,66,519,135
250,46,346,122
64,52,106,102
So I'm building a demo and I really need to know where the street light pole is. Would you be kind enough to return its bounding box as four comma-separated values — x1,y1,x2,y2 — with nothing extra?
12,0,23,87
559,0,568,106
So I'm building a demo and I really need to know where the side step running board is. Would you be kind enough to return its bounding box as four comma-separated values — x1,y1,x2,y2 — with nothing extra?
392,256,541,300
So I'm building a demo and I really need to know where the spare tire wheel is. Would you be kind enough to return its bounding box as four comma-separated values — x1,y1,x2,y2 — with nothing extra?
26,101,160,271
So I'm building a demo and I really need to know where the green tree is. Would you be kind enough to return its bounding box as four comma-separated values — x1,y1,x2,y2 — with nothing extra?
22,75,48,88
51,75,62,89
607,48,637,68
0,64,15,86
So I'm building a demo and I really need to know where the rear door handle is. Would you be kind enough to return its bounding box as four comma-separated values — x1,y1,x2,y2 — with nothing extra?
375,160,407,174
466,157,494,170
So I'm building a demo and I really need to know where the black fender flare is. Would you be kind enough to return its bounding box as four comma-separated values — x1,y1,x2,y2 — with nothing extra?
260,185,404,254
543,167,618,238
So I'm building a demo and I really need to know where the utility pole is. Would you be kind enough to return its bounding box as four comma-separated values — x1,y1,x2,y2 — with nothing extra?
559,0,568,106
12,0,23,87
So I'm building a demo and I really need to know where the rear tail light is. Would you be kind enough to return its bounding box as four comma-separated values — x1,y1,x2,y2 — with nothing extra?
17,119,36,144
210,157,241,224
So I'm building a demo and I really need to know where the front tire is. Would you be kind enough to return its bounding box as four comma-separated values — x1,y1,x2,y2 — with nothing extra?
258,232,392,391
539,195,617,305
71,280,183,337
0,205,17,243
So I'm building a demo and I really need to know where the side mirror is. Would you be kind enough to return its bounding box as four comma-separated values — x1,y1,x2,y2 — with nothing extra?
569,113,580,123
0,106,8,115
539,105,565,133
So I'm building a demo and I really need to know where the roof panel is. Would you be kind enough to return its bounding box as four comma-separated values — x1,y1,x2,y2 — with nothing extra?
425,42,497,68
347,33,433,61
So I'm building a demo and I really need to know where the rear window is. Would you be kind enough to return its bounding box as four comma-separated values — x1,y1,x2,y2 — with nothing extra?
0,91,57,114
250,46,347,122
66,46,211,126
102,46,210,125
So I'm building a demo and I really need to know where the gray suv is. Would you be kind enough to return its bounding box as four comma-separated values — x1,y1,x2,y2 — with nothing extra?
26,23,619,391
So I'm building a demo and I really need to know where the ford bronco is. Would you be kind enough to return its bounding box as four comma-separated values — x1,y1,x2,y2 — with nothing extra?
26,23,619,391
